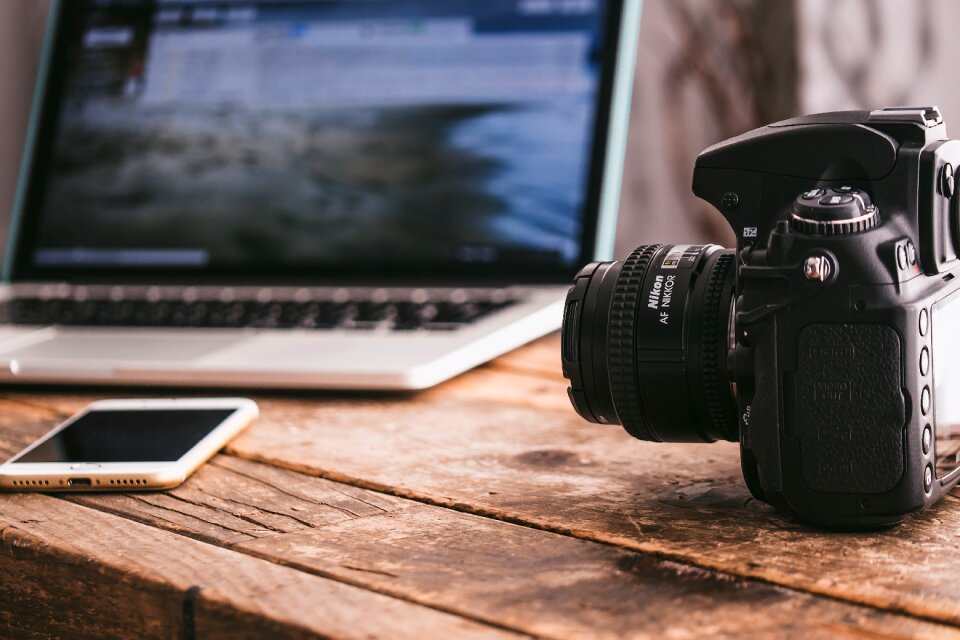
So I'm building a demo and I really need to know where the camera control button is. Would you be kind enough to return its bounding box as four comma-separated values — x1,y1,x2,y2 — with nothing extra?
942,164,955,198
925,464,934,493
803,255,833,282
721,192,740,210
920,309,930,336
923,425,933,455
819,195,855,206
791,187,879,235
921,386,931,416
920,347,930,376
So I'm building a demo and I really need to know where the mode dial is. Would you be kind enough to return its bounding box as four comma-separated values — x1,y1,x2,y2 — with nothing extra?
789,186,880,235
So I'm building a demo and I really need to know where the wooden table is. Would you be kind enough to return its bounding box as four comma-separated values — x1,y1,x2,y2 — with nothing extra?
1,333,958,639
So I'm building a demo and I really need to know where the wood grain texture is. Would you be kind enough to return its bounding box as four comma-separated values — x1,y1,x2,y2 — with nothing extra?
236,504,960,640
487,333,561,379
237,367,960,628
163,380,960,624
245,337,960,629
69,455,403,547
0,493,519,640
213,389,960,628
3,334,960,633
0,401,954,640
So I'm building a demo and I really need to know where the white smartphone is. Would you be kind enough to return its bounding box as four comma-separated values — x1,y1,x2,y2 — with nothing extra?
0,398,259,491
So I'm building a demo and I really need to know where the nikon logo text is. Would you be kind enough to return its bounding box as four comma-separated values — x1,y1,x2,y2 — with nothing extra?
647,274,676,310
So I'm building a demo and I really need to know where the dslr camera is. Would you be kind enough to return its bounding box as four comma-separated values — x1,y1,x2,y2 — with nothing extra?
562,107,960,528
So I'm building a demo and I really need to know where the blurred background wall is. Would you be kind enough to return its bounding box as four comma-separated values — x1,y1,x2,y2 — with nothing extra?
0,0,49,262
0,0,957,265
620,0,799,252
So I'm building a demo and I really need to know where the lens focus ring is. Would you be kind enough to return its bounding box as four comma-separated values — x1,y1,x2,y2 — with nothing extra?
608,245,661,440
699,252,738,441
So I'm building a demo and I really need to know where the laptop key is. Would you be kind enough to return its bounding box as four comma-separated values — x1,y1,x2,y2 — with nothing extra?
3,297,518,332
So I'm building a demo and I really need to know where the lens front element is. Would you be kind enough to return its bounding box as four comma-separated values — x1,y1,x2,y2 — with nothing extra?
562,244,738,443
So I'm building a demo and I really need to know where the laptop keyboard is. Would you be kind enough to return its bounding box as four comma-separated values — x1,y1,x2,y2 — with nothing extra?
2,297,518,332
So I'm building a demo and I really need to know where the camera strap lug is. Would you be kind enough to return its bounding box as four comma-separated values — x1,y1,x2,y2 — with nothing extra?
737,254,838,325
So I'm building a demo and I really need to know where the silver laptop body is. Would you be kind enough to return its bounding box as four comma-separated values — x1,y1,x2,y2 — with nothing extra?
0,0,641,390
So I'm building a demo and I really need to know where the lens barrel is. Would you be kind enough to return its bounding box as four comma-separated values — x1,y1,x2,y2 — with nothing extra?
562,244,738,443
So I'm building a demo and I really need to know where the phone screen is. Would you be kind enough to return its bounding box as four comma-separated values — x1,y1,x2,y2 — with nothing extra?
14,409,235,463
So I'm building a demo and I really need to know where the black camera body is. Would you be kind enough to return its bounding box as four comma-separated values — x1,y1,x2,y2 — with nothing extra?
562,107,960,528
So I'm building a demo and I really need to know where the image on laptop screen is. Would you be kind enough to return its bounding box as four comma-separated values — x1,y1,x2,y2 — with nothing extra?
22,0,616,277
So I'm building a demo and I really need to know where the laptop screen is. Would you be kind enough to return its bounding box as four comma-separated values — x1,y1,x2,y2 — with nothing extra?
13,0,624,283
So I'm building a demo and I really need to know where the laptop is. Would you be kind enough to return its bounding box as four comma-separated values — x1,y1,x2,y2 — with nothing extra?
0,0,641,390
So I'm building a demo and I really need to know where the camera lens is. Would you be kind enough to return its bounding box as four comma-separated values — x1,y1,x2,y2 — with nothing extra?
562,244,738,443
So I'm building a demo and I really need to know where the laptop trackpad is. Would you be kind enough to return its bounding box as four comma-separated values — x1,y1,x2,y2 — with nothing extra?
0,331,242,364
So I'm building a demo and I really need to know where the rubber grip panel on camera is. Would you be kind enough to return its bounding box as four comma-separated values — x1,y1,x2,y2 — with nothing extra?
793,324,905,494
607,245,661,441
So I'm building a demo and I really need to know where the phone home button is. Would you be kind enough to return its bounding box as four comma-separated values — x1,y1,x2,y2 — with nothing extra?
70,463,101,471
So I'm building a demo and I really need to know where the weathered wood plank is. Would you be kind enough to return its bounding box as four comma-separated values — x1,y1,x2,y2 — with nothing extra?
227,390,960,627
5,337,960,629
72,454,960,638
236,504,960,640
0,493,519,640
1,399,956,639
429,365,572,413
68,456,404,546
488,332,562,379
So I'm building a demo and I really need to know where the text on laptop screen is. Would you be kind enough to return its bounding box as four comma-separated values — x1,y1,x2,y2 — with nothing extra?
25,0,614,276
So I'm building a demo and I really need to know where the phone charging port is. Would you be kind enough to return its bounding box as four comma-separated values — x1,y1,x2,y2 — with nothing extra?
67,477,92,487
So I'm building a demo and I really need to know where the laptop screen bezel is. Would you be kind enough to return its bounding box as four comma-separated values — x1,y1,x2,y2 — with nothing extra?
7,0,631,287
